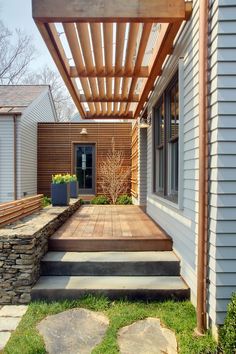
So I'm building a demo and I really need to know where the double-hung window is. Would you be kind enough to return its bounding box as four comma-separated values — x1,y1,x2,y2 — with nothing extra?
153,72,179,203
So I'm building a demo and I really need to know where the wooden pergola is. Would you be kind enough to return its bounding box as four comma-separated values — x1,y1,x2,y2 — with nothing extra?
32,0,192,119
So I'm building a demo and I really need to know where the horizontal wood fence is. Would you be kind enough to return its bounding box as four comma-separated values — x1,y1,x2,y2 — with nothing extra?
37,123,132,197
131,123,138,198
0,195,43,227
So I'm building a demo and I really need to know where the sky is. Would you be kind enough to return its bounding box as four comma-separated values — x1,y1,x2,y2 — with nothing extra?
0,0,56,71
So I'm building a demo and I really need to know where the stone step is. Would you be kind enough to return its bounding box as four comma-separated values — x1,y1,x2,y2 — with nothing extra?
31,276,190,301
41,251,180,276
48,237,173,252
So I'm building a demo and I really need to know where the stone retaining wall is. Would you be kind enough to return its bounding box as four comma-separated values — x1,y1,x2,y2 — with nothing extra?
0,199,81,304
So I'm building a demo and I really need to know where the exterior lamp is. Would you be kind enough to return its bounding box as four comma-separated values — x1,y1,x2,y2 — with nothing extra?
138,114,151,129
80,128,88,135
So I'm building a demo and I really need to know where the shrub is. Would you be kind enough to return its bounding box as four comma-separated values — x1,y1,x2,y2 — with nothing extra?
116,194,132,205
219,292,236,354
42,196,51,207
99,138,130,204
91,195,109,205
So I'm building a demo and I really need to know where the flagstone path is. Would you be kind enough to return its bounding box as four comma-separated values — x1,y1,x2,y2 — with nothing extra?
37,308,178,354
37,308,109,354
0,305,28,350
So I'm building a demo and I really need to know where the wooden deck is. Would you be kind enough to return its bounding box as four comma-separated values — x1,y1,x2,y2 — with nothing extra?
49,205,172,251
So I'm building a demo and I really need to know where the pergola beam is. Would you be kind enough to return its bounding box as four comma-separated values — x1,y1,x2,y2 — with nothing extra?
32,0,190,23
134,21,183,118
35,21,85,117
70,66,149,78
80,95,139,103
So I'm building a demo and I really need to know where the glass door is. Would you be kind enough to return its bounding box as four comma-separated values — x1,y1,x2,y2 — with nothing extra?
75,144,95,194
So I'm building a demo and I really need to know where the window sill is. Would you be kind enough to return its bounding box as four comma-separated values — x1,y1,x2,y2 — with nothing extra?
151,192,183,211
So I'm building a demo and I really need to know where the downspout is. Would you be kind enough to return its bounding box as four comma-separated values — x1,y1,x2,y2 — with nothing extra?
13,115,17,200
197,0,209,334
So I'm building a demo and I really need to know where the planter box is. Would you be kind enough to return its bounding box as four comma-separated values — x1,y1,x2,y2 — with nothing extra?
70,181,79,198
51,183,70,206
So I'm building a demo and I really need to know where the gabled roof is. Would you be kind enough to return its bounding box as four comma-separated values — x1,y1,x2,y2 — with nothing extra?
0,85,49,115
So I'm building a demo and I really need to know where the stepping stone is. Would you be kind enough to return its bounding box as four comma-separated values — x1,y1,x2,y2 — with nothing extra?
0,317,22,331
0,332,11,350
37,308,109,354
118,318,177,354
0,305,28,317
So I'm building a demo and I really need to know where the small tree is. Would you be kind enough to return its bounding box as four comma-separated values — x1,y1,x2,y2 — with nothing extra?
100,138,130,204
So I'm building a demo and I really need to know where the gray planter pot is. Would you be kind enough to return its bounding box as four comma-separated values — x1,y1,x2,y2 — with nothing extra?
70,181,79,198
51,183,70,206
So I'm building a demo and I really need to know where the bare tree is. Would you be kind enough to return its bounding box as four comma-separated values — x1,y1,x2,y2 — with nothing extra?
0,21,35,84
100,138,130,204
23,65,76,121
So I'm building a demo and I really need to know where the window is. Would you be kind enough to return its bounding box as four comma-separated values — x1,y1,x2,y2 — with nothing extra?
153,73,179,202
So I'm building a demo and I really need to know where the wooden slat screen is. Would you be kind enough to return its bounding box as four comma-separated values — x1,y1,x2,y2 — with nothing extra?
131,123,138,198
37,123,132,197
0,194,43,228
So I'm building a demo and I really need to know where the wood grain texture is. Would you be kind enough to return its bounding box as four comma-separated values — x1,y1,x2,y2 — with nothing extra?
49,205,173,252
0,195,43,227
131,122,138,197
38,123,132,197
32,0,188,22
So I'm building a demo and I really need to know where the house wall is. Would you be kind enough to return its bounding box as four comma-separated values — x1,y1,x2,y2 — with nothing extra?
0,117,15,202
37,123,132,197
145,0,200,306
139,0,236,328
208,0,236,326
18,90,56,199
132,127,147,206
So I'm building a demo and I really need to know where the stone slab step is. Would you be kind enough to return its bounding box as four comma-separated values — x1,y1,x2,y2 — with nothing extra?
31,276,190,301
41,251,180,276
48,238,173,252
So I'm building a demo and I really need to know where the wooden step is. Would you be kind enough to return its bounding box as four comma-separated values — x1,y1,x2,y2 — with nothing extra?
48,237,173,252
41,251,180,276
31,275,190,301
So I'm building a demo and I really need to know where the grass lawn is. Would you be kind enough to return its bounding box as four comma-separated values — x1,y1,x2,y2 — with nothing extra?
3,296,217,354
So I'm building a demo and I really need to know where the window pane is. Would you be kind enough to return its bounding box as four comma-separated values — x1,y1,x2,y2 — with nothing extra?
175,84,179,136
171,140,178,193
159,148,164,191
169,81,179,139
170,86,176,138
159,100,164,145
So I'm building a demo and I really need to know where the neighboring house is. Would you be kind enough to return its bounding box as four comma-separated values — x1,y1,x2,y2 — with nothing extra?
0,85,57,202
132,0,236,333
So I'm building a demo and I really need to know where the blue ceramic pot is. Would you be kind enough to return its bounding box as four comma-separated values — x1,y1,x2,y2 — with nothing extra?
70,181,79,198
51,183,70,206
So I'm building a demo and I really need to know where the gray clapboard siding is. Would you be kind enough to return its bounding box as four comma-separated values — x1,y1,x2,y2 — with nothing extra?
135,0,235,328
19,90,56,198
0,117,14,202
145,0,200,305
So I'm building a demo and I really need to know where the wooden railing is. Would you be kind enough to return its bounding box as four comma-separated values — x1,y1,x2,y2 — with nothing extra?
131,122,138,198
0,195,44,228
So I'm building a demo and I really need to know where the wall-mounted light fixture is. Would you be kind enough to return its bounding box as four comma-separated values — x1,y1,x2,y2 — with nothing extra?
80,128,88,135
138,113,151,129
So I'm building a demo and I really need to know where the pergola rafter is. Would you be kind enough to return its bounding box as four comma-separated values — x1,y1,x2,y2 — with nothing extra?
32,0,192,119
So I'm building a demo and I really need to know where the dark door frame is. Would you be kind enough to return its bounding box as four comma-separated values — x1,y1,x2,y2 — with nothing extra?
71,142,96,195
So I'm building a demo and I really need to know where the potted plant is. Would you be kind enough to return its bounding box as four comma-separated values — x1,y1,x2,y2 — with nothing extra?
69,174,79,198
51,174,70,206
